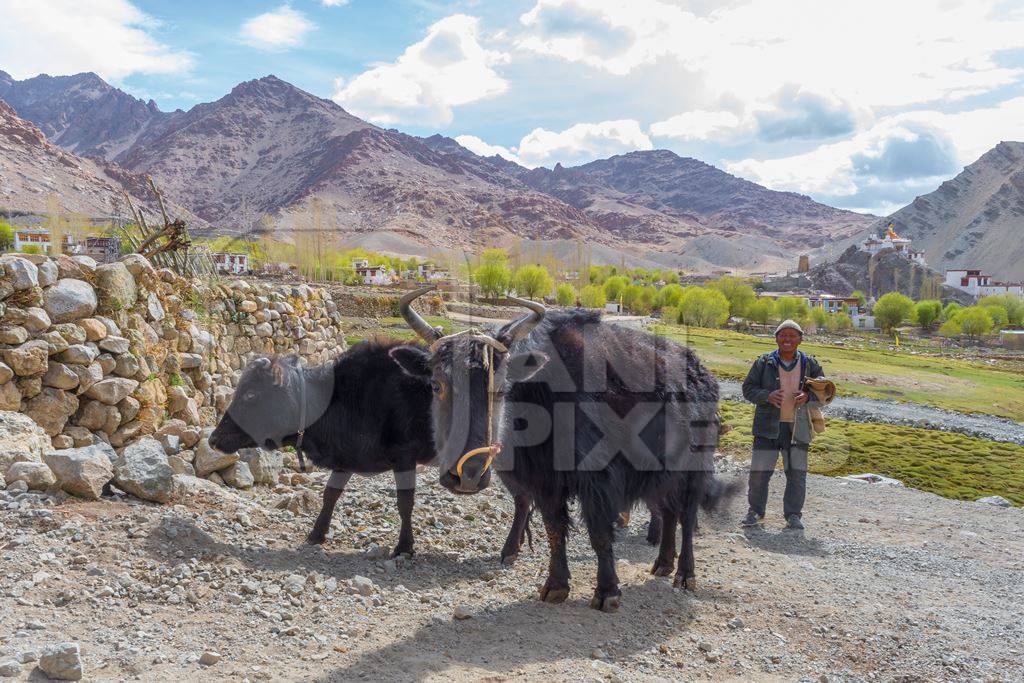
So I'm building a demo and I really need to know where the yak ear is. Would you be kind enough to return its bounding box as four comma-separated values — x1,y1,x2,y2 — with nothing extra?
506,351,549,382
389,346,431,377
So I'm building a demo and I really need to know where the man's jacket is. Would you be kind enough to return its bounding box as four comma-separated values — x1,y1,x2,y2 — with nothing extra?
741,350,825,444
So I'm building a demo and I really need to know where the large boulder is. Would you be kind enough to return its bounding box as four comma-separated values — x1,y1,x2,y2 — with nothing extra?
43,279,98,324
114,437,174,503
0,326,29,345
38,642,83,681
44,444,115,499
5,460,56,491
0,255,39,290
3,340,49,376
84,377,139,405
95,262,136,313
42,362,80,390
239,448,282,486
0,411,50,472
221,461,254,489
25,387,79,436
193,438,238,477
37,259,58,288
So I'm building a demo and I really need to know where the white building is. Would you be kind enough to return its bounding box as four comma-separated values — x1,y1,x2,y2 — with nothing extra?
12,228,76,254
212,252,250,275
944,269,1024,299
354,261,393,285
851,313,876,330
861,224,926,266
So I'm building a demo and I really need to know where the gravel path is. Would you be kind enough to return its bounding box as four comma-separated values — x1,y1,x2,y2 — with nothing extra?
719,379,1024,445
2,463,1021,681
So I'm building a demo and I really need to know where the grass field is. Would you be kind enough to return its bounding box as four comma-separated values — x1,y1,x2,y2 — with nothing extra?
718,401,1024,506
655,324,1024,422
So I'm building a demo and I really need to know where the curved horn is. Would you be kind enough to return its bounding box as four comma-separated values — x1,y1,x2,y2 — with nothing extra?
498,295,546,344
399,286,442,343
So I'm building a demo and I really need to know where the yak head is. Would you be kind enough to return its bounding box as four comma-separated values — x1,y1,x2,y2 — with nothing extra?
209,355,330,454
389,287,547,495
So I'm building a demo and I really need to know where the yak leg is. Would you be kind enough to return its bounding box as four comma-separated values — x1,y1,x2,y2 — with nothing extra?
393,469,417,557
674,475,701,591
581,491,621,612
500,492,533,566
307,470,351,545
645,500,663,545
651,506,677,577
537,497,571,604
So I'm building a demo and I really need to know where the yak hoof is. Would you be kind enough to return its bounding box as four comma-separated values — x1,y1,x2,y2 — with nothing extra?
391,547,414,559
500,553,518,567
650,560,674,577
305,529,327,545
589,591,621,612
673,575,697,591
539,584,570,604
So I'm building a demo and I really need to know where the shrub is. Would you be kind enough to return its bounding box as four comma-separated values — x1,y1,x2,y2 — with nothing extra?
709,276,756,318
873,292,914,331
555,283,575,306
747,298,775,325
914,299,943,331
774,296,810,324
579,284,607,309
978,294,1023,327
654,283,684,310
677,286,730,328
825,312,852,332
602,275,630,303
513,264,554,300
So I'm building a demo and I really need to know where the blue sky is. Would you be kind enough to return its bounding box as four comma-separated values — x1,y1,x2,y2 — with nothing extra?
2,0,1024,215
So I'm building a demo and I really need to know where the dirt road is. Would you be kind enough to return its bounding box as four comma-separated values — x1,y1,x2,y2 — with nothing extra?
1,461,1020,682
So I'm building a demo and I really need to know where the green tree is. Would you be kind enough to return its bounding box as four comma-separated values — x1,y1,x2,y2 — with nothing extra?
20,244,42,255
943,301,962,321
873,292,914,331
474,248,512,298
654,283,684,310
663,271,680,284
981,304,1008,328
850,290,867,307
938,317,961,337
513,264,555,300
978,294,1023,327
747,298,775,325
677,287,730,328
0,221,13,251
825,312,853,332
709,276,756,318
602,275,630,303
555,283,575,306
958,306,994,338
580,284,607,309
810,307,828,329
914,299,943,331
774,296,810,324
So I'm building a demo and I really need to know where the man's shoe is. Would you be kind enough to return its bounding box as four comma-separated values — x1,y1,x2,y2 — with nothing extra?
786,514,805,530
740,511,759,527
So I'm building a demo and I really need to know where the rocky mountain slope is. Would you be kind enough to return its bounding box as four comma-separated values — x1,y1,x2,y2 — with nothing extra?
0,99,198,223
876,141,1024,280
2,71,877,270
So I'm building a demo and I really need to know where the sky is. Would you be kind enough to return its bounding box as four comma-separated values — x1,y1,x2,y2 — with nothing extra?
2,0,1024,216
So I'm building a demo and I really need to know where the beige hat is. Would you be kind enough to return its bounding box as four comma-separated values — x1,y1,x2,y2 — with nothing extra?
775,319,804,336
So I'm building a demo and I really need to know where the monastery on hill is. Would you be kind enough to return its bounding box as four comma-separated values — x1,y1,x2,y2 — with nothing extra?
860,223,927,266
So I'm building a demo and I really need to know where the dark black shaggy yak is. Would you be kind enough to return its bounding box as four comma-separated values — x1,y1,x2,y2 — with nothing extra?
208,340,536,559
391,288,735,610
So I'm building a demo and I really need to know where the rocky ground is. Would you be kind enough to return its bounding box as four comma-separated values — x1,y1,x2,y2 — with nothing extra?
1,457,1021,682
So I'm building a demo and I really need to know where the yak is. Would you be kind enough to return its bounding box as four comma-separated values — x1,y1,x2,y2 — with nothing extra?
208,340,536,560
390,287,734,611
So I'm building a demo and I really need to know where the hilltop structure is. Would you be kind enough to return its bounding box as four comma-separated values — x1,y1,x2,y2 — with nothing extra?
861,223,927,266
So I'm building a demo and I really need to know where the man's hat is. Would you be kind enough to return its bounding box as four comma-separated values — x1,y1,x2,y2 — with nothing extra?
775,319,804,336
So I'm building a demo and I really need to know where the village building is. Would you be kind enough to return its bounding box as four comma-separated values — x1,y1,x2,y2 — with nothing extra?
757,291,861,315
82,236,121,263
944,268,1024,299
352,259,394,285
861,224,927,266
212,252,250,275
12,228,75,254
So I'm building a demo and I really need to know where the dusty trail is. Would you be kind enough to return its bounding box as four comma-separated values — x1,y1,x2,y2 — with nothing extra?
1,462,1020,682
719,379,1024,445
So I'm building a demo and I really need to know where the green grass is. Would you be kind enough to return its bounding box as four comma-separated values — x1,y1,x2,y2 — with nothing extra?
719,401,1024,506
655,324,1024,421
344,315,461,348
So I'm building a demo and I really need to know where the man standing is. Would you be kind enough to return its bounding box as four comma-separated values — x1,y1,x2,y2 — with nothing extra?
740,319,824,530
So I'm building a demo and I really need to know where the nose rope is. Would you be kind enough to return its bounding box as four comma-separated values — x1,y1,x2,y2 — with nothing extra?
453,339,504,481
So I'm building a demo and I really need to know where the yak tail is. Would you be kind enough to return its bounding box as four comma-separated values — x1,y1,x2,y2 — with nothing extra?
701,475,742,514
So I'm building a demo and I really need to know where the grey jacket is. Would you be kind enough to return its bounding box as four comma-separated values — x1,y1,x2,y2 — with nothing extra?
741,350,824,444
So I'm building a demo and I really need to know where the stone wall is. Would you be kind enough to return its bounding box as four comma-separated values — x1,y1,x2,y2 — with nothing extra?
0,251,347,497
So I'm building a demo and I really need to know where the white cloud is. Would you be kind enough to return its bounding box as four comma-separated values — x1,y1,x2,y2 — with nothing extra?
727,98,1024,213
518,0,1024,109
517,119,652,167
333,14,508,125
649,110,744,142
0,0,192,81
239,6,315,51
454,135,526,166
320,0,349,5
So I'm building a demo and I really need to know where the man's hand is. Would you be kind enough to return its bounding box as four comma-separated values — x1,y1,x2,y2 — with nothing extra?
768,390,785,408
794,391,809,406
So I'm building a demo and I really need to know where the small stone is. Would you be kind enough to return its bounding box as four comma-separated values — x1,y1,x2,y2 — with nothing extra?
84,377,138,405
0,660,21,677
38,642,83,680
221,461,254,489
114,437,174,503
975,495,1012,508
728,616,744,630
452,604,473,620
44,445,115,499
591,648,607,660
198,651,221,666
5,461,56,491
350,575,376,596
194,439,238,477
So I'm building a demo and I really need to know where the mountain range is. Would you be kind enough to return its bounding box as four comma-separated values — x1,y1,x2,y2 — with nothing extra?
1,69,1019,278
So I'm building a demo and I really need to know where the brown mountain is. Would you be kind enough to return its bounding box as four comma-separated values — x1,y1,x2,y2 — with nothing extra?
875,141,1024,281
2,70,877,270
0,99,198,224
